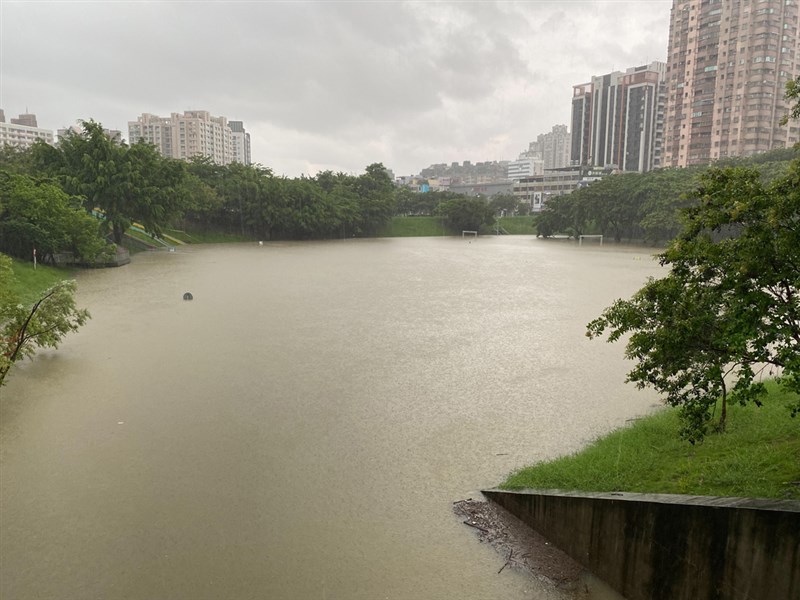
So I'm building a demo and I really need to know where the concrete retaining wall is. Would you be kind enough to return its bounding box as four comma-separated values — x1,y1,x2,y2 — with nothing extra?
483,489,800,600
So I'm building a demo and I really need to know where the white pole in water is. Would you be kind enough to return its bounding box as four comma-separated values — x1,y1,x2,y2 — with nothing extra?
33,247,37,270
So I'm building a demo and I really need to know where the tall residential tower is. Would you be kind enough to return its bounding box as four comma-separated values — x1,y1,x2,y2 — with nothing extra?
570,62,666,172
663,0,800,167
228,121,252,165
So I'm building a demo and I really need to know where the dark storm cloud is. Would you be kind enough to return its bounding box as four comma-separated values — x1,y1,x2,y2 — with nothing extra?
1,1,671,176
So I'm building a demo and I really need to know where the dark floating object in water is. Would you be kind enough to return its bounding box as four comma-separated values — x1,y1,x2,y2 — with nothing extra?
183,292,193,301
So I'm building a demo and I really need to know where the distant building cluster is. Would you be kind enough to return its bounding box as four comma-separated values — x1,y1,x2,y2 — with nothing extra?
0,107,251,167
397,0,799,212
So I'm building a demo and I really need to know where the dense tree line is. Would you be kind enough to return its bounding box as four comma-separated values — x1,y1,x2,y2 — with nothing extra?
0,121,402,263
0,120,510,254
179,160,399,239
534,148,798,244
2,118,797,265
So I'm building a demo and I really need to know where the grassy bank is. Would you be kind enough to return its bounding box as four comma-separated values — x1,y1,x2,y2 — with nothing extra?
9,260,74,305
502,383,800,500
164,228,252,244
377,216,449,237
496,216,536,235
378,215,537,237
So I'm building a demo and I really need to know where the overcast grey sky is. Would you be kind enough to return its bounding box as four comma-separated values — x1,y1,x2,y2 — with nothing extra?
1,0,671,177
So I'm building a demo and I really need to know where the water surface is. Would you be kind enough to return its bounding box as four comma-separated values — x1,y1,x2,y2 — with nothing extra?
1,236,663,599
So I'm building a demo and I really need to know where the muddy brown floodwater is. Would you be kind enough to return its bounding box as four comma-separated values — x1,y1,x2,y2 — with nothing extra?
1,236,662,599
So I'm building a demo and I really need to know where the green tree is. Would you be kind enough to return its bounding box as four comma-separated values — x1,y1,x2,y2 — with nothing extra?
435,195,495,233
122,142,187,239
394,186,423,215
781,75,800,125
352,163,396,235
0,171,109,263
637,168,699,244
0,145,36,175
535,191,592,238
34,120,187,244
583,173,643,242
0,253,90,388
489,193,518,215
587,162,800,441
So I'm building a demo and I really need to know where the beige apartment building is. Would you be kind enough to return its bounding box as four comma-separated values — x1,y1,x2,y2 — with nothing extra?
663,0,800,167
128,111,246,165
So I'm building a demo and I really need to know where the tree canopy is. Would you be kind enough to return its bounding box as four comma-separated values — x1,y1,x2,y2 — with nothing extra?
33,121,188,244
0,253,90,388
587,160,800,441
534,148,798,244
781,75,800,125
435,195,495,233
0,171,110,263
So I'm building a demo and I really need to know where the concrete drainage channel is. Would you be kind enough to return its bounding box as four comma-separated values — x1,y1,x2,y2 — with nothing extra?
481,489,800,600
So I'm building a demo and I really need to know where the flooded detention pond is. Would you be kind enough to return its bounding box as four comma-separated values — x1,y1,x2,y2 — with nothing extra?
1,236,663,599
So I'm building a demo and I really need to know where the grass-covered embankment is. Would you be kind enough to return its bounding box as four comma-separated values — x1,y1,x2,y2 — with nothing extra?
377,215,536,237
9,260,74,305
163,228,252,244
377,216,448,237
495,216,537,235
502,383,800,500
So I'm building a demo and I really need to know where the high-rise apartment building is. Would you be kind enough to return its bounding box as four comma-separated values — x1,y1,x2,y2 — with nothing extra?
529,124,572,170
228,121,252,165
128,113,174,157
0,110,54,148
663,0,800,167
128,111,247,165
571,62,667,172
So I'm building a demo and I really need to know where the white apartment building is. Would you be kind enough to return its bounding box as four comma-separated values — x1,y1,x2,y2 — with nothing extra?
0,110,54,148
507,157,543,180
129,111,246,165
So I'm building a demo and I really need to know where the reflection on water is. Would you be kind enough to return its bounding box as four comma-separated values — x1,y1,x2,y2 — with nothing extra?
1,237,662,599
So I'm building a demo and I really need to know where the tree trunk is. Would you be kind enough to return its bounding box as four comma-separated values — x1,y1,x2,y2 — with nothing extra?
717,382,728,433
113,223,124,245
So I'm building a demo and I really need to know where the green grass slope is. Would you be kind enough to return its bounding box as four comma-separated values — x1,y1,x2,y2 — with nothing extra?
502,383,800,500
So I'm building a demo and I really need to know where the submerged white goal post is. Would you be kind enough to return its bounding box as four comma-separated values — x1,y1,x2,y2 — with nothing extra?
462,230,478,239
578,234,603,246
